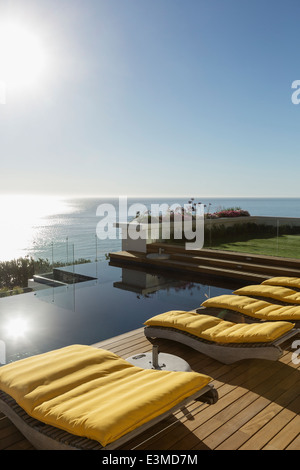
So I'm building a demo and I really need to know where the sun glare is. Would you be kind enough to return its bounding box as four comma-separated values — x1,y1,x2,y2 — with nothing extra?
0,195,75,261
0,20,46,91
5,317,29,339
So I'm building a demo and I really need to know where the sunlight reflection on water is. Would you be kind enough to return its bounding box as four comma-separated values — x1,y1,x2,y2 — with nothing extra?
0,195,78,261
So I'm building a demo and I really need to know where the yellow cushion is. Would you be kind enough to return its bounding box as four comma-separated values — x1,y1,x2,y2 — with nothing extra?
145,310,294,344
262,277,300,289
0,345,211,447
234,285,300,304
202,294,300,321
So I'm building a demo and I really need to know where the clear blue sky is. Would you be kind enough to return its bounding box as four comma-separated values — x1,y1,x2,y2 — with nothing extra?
0,0,300,197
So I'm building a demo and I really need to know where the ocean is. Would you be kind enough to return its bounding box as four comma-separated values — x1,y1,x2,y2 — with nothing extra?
0,196,299,263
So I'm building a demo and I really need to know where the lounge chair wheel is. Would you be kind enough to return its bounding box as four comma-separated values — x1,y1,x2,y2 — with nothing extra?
195,387,218,405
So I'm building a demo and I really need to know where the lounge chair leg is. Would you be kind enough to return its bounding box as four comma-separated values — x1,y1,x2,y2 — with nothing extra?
180,406,194,420
152,345,159,369
195,387,218,405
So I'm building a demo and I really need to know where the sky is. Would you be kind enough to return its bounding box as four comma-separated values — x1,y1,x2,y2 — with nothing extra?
0,0,300,198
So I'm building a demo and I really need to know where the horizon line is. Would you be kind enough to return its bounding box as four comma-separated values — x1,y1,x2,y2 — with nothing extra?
0,193,299,199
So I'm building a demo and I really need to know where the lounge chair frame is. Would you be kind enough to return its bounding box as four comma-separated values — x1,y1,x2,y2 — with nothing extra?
144,325,299,364
0,384,218,450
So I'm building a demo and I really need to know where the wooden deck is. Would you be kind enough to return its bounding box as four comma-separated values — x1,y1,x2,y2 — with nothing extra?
1,327,299,450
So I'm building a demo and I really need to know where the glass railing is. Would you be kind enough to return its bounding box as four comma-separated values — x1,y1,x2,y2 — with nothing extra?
204,216,300,259
30,217,300,264
160,215,300,259
0,236,122,297
27,235,122,267
0,215,299,299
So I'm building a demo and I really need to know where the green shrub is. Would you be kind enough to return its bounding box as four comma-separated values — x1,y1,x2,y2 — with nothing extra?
0,256,90,290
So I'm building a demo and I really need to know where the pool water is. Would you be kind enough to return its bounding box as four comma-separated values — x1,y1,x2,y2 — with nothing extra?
0,260,239,364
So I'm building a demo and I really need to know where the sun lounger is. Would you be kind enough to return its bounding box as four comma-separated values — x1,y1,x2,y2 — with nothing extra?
0,344,217,450
262,277,300,290
201,294,300,325
233,284,300,305
144,311,298,364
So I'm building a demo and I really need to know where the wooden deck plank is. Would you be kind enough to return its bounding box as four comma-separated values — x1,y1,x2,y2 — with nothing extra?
109,251,270,283
186,364,294,449
109,247,300,283
286,435,300,450
262,416,300,450
0,327,299,450
0,416,34,450
215,379,300,450
238,396,300,450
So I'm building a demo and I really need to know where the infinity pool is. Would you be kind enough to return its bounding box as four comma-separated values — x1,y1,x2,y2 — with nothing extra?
0,260,239,364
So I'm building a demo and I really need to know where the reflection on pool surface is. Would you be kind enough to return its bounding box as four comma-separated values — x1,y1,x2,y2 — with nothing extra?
0,260,240,364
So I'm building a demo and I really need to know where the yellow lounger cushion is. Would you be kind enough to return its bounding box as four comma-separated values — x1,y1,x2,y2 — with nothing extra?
202,294,300,321
0,345,211,447
262,277,300,289
234,285,300,304
145,311,294,343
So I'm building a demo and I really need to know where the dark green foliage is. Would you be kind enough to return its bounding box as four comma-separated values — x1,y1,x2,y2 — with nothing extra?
0,256,90,290
204,223,300,245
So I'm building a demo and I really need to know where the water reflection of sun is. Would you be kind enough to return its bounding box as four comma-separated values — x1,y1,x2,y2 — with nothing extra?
0,195,74,261
5,316,30,339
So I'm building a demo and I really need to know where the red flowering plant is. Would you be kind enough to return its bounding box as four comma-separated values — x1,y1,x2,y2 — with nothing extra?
214,208,250,218
134,202,250,224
